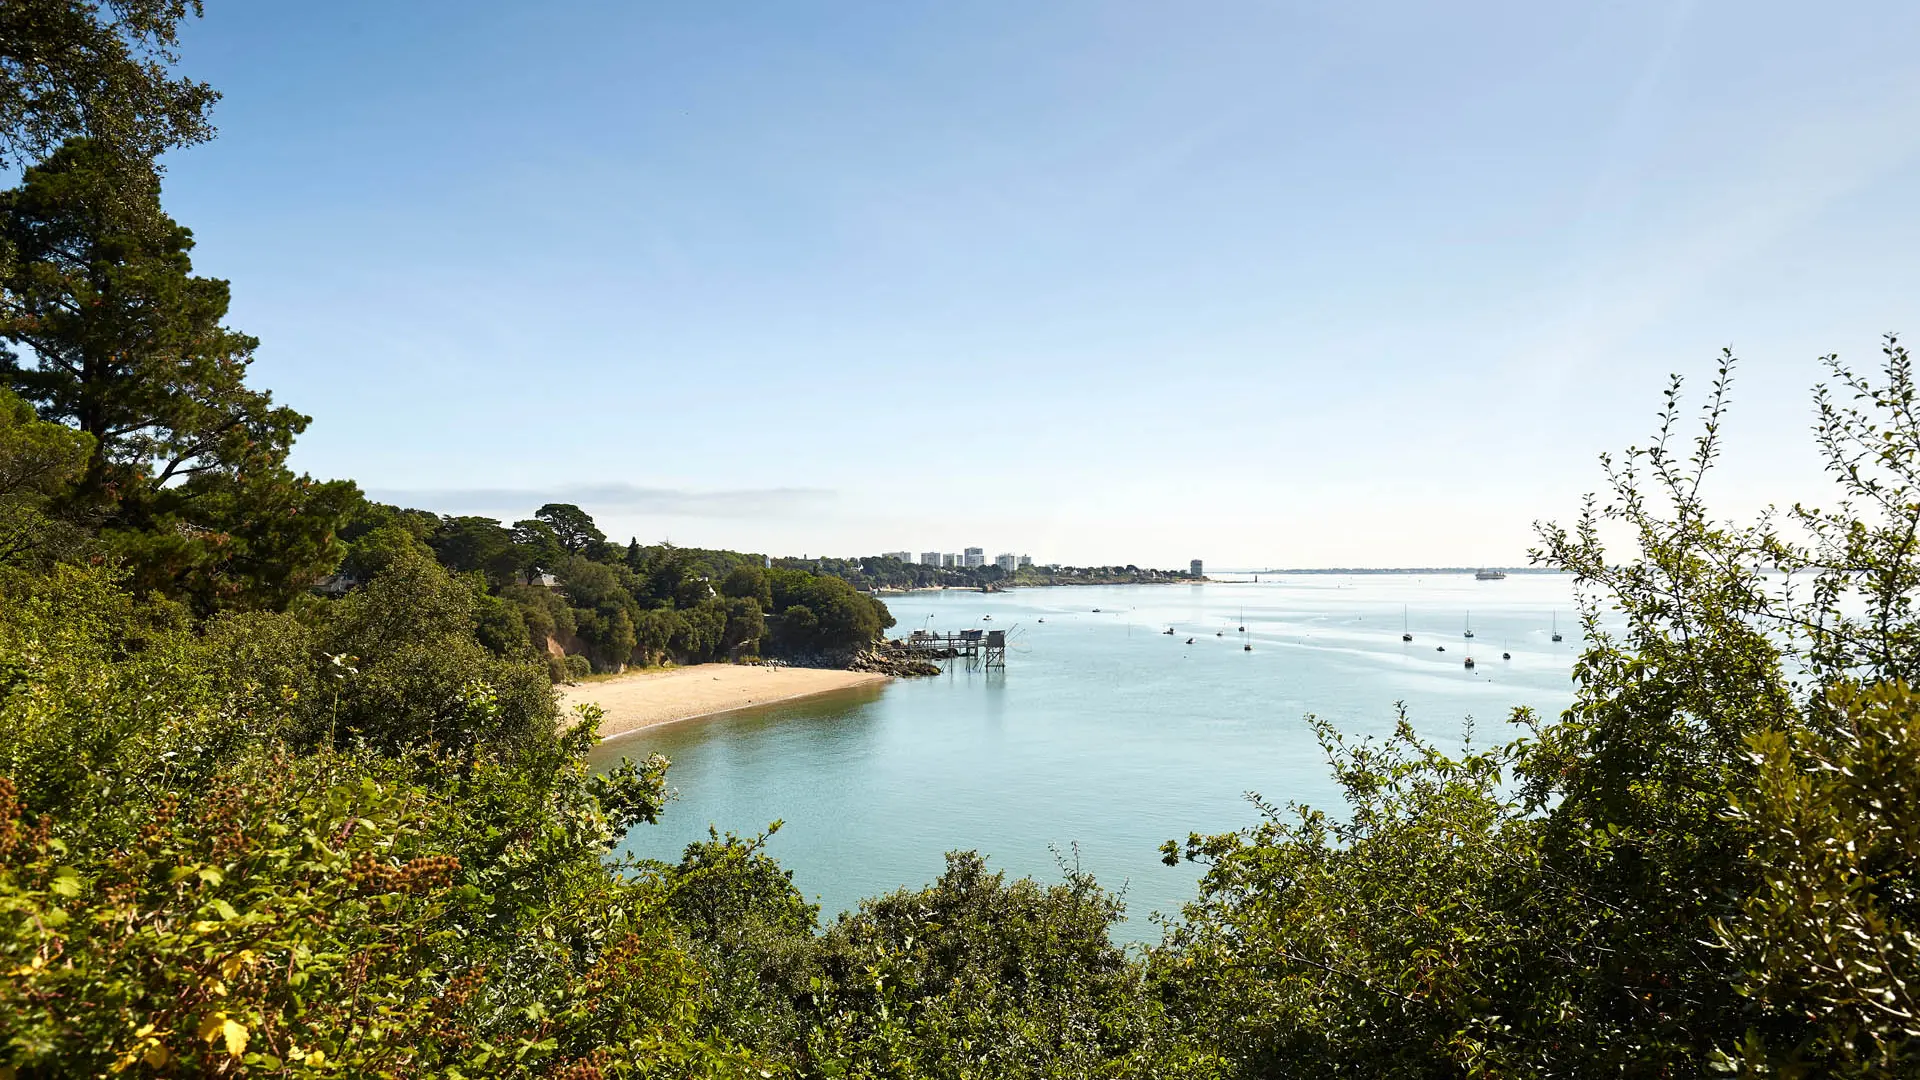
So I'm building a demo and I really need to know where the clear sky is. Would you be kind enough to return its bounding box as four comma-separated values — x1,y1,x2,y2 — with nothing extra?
154,2,1920,568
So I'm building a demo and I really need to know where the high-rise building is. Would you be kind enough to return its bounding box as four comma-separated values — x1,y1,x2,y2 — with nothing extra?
993,553,1018,572
963,547,986,568
1190,559,1204,577
1018,554,1032,568
921,551,943,567
882,551,911,562
943,553,960,568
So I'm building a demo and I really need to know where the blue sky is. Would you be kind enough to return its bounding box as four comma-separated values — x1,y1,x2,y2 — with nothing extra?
156,2,1920,567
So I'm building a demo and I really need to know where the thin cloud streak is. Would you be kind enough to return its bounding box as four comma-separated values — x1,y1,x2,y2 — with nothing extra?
365,483,835,519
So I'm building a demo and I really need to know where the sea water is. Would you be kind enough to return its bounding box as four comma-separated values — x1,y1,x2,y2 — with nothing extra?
591,573,1586,941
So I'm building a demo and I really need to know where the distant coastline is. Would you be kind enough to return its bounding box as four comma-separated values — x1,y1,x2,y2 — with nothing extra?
875,576,1201,595
872,569,1567,595
1205,567,1565,576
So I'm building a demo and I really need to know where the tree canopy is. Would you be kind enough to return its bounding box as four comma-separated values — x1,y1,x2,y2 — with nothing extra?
0,0,216,168
0,138,350,611
536,502,606,555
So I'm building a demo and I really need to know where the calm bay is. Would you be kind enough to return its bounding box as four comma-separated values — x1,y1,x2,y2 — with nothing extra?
592,573,1586,940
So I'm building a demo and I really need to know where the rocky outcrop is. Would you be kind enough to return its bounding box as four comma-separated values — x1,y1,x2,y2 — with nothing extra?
761,638,944,677
846,638,943,677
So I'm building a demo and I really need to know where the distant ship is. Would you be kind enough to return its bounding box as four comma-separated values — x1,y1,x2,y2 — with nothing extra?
1475,569,1507,581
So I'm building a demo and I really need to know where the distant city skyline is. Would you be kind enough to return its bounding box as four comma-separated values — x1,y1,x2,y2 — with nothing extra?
157,3,1920,566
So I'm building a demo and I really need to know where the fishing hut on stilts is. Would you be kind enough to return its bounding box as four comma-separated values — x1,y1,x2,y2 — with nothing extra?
906,627,1008,669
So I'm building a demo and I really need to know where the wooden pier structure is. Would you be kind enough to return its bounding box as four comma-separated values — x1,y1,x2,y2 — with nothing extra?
905,628,1007,668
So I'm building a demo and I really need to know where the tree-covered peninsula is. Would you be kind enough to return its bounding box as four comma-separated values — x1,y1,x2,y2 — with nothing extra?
2,6,1918,1077
336,501,894,678
792,556,1198,593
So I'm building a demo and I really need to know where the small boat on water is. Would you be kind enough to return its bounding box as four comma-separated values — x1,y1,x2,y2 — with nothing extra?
1475,569,1507,581
1551,611,1563,643
1464,657,1476,669
1037,618,1045,624
1436,645,1446,652
1163,627,1175,636
1215,631,1223,637
1464,613,1475,639
1091,608,1101,613
982,615,992,621
1186,637,1194,644
1502,651,1511,660
1401,604,1413,642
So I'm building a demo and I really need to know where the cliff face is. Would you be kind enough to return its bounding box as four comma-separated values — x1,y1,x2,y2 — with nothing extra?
544,630,589,660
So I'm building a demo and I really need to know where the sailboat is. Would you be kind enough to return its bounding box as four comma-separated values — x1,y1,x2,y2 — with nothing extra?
1401,604,1412,642
1464,612,1474,639
1551,611,1563,643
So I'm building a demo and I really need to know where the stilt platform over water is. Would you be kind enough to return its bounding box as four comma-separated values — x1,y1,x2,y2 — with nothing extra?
905,628,1007,668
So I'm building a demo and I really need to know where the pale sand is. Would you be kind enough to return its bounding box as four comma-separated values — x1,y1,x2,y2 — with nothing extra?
559,664,889,740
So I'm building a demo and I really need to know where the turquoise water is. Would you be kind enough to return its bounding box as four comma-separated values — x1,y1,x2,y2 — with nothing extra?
591,574,1584,940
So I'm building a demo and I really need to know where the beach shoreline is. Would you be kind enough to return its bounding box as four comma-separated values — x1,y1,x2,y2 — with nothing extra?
560,664,890,741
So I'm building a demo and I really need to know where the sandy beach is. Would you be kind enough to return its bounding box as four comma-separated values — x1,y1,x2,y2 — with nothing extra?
560,664,890,740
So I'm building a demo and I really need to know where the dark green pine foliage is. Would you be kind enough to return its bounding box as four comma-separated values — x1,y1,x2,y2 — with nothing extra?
0,139,353,611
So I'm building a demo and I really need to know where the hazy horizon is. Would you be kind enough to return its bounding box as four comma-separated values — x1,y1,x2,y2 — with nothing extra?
144,2,1920,566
